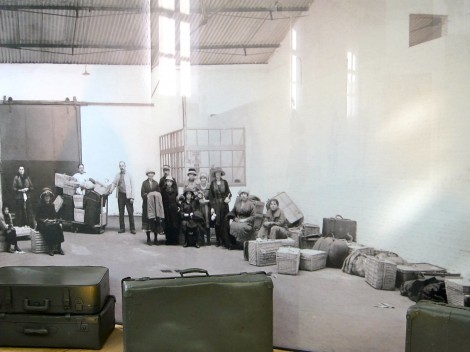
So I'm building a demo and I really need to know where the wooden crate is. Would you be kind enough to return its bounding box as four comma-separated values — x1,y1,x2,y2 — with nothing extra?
365,256,397,290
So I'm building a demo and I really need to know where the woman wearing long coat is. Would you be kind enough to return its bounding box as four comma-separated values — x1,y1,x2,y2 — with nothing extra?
161,176,180,245
36,188,64,256
12,165,35,228
209,167,231,248
141,168,162,245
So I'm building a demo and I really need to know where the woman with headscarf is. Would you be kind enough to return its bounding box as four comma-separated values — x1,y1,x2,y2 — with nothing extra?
12,165,35,228
36,188,64,256
209,167,231,248
161,175,180,245
227,188,256,249
257,198,290,240
141,168,162,245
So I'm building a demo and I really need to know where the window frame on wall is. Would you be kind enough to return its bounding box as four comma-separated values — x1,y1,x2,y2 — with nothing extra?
160,127,246,186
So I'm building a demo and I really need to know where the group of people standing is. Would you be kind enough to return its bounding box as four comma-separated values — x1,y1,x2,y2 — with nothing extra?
1,162,293,255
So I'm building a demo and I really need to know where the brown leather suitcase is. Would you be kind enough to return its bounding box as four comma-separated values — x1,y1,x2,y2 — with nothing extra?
0,295,115,349
322,215,357,241
0,266,109,315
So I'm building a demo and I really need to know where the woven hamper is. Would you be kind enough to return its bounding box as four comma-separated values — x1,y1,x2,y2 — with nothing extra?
0,233,8,252
31,231,48,254
303,223,320,235
248,238,295,266
365,256,397,290
347,242,374,255
288,227,303,248
277,247,301,275
73,195,84,208
445,279,470,306
300,249,327,271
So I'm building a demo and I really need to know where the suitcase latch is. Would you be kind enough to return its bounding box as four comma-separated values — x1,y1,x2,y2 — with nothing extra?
75,299,83,311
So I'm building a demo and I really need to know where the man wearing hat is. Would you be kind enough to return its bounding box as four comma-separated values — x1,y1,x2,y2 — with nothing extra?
159,164,177,191
183,167,201,193
109,161,136,234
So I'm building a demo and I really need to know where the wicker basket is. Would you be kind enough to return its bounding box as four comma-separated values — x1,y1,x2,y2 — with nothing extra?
74,209,85,222
300,249,327,271
348,242,374,255
31,231,48,254
62,185,76,196
248,238,295,266
0,233,8,252
365,256,397,290
445,279,470,306
277,247,301,275
303,223,320,235
73,195,84,209
288,227,303,248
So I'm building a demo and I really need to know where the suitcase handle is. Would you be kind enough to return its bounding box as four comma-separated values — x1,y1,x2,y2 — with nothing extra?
179,268,210,277
23,328,49,336
23,298,51,312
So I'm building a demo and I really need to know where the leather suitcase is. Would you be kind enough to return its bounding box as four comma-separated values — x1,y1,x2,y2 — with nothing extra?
0,266,109,314
0,295,115,349
406,301,470,351
322,215,357,241
122,269,273,352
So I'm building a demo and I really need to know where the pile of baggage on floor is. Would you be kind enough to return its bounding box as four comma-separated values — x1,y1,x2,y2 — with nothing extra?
245,197,469,308
0,266,115,349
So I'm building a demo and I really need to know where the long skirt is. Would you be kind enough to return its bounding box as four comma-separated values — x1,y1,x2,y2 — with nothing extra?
230,220,254,242
41,223,64,246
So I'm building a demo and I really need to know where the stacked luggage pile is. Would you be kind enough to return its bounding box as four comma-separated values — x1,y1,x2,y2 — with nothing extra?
0,266,115,349
54,173,109,233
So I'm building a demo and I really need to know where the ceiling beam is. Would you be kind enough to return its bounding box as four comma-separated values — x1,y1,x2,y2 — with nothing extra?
193,44,279,50
190,6,310,13
0,43,148,51
0,5,147,12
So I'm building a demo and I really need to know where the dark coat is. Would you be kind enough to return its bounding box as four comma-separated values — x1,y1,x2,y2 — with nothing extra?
161,182,180,230
208,179,231,227
141,179,161,230
36,201,64,246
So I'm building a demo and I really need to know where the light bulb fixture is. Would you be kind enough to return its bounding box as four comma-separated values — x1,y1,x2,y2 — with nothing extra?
82,65,90,76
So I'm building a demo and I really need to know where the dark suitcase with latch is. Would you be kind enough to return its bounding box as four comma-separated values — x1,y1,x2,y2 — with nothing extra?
322,214,357,241
122,269,273,352
0,295,115,349
406,300,470,352
0,266,109,315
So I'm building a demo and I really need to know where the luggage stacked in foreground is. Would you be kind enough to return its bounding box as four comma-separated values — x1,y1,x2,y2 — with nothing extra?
406,301,470,352
0,266,115,349
122,269,273,352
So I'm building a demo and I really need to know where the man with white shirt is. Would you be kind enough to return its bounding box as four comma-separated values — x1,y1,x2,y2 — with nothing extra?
109,161,136,234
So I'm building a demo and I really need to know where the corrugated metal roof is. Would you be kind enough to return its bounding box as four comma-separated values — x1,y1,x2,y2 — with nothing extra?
0,0,313,66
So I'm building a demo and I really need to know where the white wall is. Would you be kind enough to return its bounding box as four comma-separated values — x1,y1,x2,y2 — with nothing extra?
0,64,154,214
285,0,470,276
152,0,470,276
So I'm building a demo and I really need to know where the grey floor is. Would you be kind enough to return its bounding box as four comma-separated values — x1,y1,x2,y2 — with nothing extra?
1,217,414,352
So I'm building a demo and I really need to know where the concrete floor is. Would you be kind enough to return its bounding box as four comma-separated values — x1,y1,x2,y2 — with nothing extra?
0,217,414,352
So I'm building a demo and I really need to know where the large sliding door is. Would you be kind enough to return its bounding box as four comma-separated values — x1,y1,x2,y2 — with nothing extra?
0,104,81,216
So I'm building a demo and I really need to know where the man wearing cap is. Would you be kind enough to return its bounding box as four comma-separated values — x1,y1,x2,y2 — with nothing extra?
159,164,177,191
183,167,201,193
109,161,136,234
